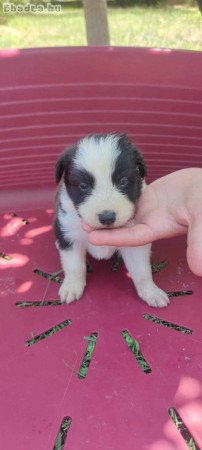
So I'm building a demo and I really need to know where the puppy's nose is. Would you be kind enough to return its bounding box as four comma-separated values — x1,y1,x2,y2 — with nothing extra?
98,210,116,226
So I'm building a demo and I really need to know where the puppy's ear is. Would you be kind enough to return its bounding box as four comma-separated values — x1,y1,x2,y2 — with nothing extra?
55,154,65,183
55,146,76,184
117,134,147,179
136,153,147,179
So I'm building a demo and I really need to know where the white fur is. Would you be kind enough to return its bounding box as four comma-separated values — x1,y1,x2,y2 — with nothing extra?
75,135,135,228
58,183,116,260
120,245,169,307
56,135,169,307
57,182,169,307
59,242,86,304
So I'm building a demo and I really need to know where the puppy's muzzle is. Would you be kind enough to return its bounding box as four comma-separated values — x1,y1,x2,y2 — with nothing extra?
98,210,116,226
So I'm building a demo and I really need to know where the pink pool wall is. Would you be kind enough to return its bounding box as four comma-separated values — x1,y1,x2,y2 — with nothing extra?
0,47,202,450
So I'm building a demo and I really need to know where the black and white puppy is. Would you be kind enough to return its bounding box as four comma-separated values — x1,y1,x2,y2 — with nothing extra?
54,133,169,308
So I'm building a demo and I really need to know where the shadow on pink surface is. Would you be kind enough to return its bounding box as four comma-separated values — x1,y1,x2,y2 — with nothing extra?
0,45,202,449
0,207,202,450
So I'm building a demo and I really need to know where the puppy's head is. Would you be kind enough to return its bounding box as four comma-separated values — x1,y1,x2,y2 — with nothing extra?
56,133,146,228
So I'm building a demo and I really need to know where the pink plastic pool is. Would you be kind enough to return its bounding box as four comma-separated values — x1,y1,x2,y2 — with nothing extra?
0,47,202,450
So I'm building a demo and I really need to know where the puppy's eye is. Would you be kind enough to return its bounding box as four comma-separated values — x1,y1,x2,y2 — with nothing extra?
119,177,128,188
79,182,89,191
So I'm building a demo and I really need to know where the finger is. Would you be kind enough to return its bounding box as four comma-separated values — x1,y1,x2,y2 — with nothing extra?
187,217,202,276
81,219,95,233
88,224,157,247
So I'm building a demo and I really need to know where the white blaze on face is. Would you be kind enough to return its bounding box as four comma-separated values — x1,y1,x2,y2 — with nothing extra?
74,135,135,228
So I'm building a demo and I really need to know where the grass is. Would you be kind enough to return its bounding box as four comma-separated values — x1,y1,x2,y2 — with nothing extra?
109,6,202,50
0,5,201,50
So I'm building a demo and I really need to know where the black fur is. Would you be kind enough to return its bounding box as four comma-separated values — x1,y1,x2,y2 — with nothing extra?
54,134,147,247
56,145,95,207
54,216,73,250
67,167,95,207
112,134,146,203
55,146,77,184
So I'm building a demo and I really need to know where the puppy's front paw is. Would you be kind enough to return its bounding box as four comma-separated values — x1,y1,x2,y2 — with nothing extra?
59,277,86,304
137,281,169,308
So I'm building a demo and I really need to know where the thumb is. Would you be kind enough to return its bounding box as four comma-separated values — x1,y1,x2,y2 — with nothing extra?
187,216,202,276
88,223,157,247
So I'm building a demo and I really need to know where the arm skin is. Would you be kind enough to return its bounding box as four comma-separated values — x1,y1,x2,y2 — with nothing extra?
82,168,202,276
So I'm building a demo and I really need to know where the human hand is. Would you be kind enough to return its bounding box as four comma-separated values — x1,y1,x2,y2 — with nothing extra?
82,168,202,276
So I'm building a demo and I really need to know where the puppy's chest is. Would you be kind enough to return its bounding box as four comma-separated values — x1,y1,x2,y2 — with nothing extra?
86,242,116,260
59,209,116,260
